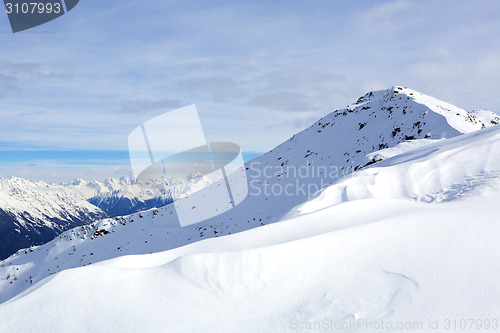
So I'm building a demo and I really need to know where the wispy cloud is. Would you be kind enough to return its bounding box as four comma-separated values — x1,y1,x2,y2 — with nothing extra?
177,76,244,102
1,0,500,182
118,98,183,113
248,91,312,112
0,73,21,97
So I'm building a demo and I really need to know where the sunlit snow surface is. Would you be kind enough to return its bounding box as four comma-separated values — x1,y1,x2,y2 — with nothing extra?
1,87,500,332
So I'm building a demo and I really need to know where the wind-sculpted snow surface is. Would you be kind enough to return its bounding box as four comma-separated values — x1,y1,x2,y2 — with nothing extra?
0,87,499,332
289,125,500,216
0,175,499,332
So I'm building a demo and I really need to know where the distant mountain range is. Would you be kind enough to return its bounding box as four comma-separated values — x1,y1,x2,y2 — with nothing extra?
63,176,174,216
0,174,210,259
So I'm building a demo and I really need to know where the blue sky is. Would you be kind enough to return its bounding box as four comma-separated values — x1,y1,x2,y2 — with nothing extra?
1,0,500,182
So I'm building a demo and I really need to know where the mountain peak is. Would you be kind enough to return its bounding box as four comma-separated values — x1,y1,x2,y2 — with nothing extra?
346,86,487,134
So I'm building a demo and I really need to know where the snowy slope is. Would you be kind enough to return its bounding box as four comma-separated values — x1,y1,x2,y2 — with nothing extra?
0,86,497,306
0,110,500,332
0,177,106,260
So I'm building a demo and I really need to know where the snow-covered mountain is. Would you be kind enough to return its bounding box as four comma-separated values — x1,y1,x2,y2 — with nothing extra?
62,175,216,217
63,176,174,216
0,177,106,260
1,87,499,331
